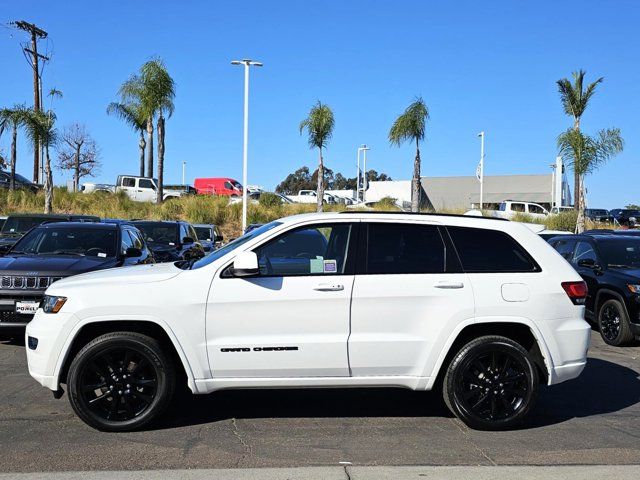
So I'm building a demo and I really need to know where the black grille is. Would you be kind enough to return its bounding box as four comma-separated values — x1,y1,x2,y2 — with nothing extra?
0,311,33,323
0,276,63,290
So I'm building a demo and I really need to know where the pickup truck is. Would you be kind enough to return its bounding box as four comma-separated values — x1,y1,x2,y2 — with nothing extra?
286,190,336,205
82,175,187,203
490,200,550,220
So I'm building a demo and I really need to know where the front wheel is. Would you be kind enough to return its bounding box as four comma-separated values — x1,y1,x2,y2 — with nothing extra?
443,335,539,430
598,299,634,346
67,332,175,431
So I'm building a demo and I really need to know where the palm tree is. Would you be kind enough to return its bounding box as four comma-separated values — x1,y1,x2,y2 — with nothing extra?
299,101,335,212
389,97,429,212
107,101,147,176
0,104,28,190
118,58,175,202
558,128,623,232
557,70,604,211
24,109,57,213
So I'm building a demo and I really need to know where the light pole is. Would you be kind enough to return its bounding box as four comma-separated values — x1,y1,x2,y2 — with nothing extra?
477,132,485,210
231,58,263,232
357,145,370,202
182,161,186,186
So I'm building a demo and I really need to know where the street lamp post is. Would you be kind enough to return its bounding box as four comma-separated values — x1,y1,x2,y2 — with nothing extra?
231,58,263,232
477,132,485,210
182,161,186,186
357,145,370,202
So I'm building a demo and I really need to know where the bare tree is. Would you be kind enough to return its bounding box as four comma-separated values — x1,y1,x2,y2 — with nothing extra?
57,123,100,191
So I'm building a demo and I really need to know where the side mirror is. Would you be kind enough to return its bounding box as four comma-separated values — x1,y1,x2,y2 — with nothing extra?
125,247,143,258
230,251,259,277
182,236,194,245
577,258,599,269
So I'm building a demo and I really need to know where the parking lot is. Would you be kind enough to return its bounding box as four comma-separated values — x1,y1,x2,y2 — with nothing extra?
0,331,638,473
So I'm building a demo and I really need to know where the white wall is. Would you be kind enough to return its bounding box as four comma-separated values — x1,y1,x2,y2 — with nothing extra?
366,180,411,204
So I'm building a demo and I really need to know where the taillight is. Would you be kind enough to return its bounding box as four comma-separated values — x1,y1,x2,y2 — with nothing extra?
562,281,587,305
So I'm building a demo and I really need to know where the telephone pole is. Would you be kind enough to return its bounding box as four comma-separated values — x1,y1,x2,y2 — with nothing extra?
11,20,48,182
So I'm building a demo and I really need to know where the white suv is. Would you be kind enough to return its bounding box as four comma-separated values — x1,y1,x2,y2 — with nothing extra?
25,212,590,431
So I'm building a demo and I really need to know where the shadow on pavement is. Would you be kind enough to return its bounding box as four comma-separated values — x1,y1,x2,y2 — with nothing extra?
156,357,639,431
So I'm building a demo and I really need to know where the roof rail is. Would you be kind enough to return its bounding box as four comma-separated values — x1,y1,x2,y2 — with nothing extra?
338,211,509,221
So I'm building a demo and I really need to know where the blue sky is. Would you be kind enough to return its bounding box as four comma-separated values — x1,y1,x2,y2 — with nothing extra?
1,0,638,208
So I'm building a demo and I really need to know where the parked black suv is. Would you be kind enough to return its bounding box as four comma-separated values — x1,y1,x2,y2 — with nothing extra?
132,220,205,262
0,171,40,193
0,213,100,250
549,233,640,346
584,208,613,223
610,209,640,227
0,221,154,333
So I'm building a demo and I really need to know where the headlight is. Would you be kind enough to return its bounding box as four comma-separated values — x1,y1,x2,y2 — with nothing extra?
42,295,67,314
627,284,640,294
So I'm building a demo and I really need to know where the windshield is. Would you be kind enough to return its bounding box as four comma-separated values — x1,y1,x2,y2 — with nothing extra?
588,209,608,216
11,227,118,257
133,222,179,246
194,226,212,240
189,221,282,270
1,217,50,235
598,238,640,268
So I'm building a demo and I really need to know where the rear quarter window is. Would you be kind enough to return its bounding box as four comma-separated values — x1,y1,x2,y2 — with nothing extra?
447,226,540,273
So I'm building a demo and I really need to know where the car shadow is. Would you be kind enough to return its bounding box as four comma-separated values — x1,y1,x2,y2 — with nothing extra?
155,357,639,431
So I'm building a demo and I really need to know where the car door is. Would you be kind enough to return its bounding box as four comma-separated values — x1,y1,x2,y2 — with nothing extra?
206,221,356,378
137,178,156,202
572,240,600,314
119,176,137,200
349,221,474,377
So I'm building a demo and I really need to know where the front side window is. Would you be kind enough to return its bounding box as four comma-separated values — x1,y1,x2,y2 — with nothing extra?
572,241,598,264
448,226,539,273
139,179,155,190
552,239,576,260
528,204,545,215
254,224,352,276
120,229,134,254
364,223,446,274
121,177,135,187
224,181,233,190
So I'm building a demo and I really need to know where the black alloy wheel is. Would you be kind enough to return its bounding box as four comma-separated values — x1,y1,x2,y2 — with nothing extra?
443,336,539,430
598,299,634,346
68,332,175,431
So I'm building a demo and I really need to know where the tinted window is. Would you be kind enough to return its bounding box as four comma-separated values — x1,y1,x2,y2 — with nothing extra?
529,204,545,215
128,230,144,249
598,238,640,268
254,224,351,276
364,223,446,274
511,203,525,212
121,177,135,187
121,229,134,254
552,239,576,260
1,216,48,235
448,226,539,273
12,227,118,257
139,179,155,190
572,241,598,264
224,181,233,190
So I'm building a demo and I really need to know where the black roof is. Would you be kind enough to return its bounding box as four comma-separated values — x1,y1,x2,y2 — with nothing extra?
37,221,118,230
131,219,187,225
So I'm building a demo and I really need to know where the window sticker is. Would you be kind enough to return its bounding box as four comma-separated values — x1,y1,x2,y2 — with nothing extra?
310,257,324,273
98,252,107,258
169,242,175,246
323,259,337,273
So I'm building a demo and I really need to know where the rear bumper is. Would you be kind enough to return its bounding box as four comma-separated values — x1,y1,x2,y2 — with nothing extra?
541,315,591,386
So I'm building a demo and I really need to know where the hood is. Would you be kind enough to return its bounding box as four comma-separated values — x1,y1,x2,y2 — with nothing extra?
0,235,20,247
607,267,640,282
0,254,117,276
48,261,183,290
164,188,184,196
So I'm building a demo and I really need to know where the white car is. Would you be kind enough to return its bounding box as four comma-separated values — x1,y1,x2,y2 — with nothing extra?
25,212,590,431
492,201,550,220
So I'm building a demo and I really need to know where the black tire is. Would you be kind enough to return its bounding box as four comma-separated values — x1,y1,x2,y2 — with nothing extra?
597,299,634,346
67,331,175,432
443,335,539,431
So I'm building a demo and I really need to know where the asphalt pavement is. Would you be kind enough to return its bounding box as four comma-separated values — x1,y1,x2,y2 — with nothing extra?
0,331,638,473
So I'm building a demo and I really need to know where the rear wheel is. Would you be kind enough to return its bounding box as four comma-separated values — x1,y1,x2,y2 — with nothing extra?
67,331,175,431
598,299,634,346
443,335,539,430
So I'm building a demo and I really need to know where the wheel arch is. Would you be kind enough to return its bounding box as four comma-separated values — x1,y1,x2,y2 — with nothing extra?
594,288,630,319
425,319,551,390
55,318,196,394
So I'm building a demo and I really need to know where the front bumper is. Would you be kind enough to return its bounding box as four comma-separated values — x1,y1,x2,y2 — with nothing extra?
0,291,43,330
25,309,79,391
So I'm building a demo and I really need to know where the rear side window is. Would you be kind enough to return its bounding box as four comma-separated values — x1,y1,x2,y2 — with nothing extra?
121,177,135,187
364,223,446,274
447,226,539,273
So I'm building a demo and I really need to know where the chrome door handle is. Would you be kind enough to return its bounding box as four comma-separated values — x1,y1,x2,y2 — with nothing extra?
434,281,464,289
314,283,344,291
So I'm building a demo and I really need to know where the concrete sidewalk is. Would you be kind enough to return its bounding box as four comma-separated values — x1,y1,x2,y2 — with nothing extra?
2,466,640,480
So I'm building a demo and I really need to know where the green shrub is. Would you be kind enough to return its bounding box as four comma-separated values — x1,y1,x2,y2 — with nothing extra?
544,211,577,232
258,192,281,208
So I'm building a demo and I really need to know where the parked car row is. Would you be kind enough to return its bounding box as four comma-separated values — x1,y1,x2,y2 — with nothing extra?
0,213,224,334
546,229,640,346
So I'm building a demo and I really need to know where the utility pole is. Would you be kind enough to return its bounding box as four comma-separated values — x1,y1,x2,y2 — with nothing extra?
477,132,485,210
11,21,48,182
